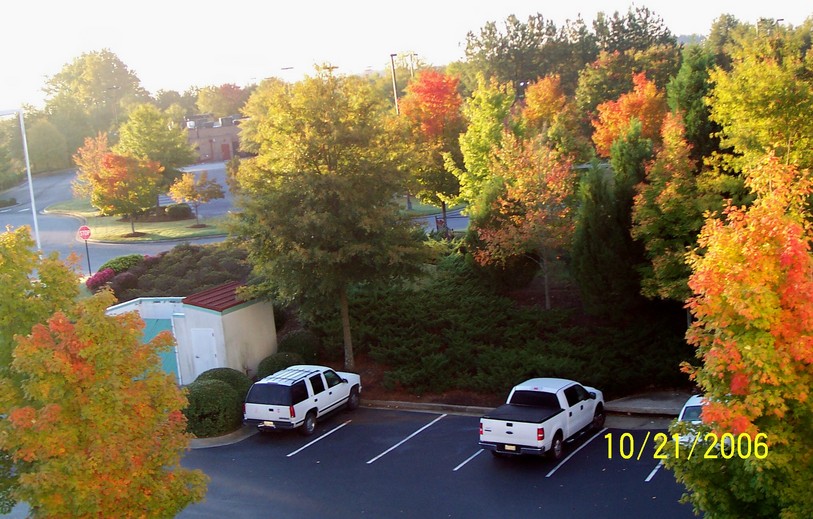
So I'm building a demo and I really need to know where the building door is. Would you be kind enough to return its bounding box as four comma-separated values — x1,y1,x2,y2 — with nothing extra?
191,328,218,377
221,143,231,160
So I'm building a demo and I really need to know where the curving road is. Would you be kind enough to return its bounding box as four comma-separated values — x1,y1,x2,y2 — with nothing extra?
0,163,230,274
1,161,465,275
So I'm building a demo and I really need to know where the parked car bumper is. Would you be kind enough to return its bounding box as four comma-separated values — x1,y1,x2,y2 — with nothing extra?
244,418,299,431
479,441,545,456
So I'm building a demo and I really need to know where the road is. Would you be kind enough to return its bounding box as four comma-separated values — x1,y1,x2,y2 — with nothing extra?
0,162,460,273
180,408,693,519
0,163,231,273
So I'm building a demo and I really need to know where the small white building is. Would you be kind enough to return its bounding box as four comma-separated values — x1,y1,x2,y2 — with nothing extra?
106,281,277,385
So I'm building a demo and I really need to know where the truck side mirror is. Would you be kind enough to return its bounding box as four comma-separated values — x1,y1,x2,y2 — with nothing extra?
588,392,596,400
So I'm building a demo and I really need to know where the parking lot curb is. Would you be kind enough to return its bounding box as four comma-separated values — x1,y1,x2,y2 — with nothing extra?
190,424,258,449
363,399,493,417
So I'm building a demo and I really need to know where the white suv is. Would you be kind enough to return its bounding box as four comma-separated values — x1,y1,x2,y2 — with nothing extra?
244,365,361,435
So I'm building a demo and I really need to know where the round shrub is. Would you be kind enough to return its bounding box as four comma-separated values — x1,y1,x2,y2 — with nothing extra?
278,329,320,363
99,254,144,274
196,367,253,400
110,271,139,293
86,268,116,292
256,352,304,380
183,379,241,438
166,203,193,220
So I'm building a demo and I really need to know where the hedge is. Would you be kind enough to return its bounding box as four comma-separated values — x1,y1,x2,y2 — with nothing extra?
277,329,320,364
256,352,304,380
183,379,241,438
196,367,253,400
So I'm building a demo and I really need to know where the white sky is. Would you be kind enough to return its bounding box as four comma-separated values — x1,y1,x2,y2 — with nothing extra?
2,1,810,109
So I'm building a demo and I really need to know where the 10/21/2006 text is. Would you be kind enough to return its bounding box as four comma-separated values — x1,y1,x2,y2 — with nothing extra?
604,431,769,460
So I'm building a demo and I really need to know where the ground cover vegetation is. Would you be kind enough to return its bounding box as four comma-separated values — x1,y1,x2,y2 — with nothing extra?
1,7,811,517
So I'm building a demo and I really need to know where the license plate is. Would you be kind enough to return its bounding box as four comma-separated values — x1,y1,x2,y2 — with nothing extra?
262,421,275,428
504,444,516,452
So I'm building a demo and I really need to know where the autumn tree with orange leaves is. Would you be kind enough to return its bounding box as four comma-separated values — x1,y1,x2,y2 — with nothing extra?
591,72,667,158
0,290,208,518
666,155,813,518
399,70,464,224
474,133,575,309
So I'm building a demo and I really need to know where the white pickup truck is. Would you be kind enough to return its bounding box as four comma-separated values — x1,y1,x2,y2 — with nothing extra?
479,378,605,459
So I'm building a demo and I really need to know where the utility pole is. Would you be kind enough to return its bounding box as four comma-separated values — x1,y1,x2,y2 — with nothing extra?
408,51,416,78
389,53,400,115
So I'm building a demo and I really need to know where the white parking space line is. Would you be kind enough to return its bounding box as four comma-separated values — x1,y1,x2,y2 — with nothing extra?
545,427,607,478
453,449,484,472
366,414,447,465
286,420,352,457
645,460,663,482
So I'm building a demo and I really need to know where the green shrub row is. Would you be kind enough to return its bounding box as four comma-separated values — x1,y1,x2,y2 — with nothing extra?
306,252,691,398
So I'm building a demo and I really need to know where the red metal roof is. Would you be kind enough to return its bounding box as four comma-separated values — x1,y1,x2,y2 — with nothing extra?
182,281,248,312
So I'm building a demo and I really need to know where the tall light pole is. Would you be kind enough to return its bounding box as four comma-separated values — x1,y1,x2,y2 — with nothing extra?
389,53,400,115
0,108,41,249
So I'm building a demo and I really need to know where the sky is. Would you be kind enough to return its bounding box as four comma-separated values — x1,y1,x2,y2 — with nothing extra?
1,1,810,110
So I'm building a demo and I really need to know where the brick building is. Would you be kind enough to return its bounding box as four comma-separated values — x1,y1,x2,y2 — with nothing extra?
186,115,243,163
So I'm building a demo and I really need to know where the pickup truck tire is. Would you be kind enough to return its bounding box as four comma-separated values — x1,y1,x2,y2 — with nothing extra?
549,432,564,461
347,386,360,411
592,404,606,429
300,411,317,436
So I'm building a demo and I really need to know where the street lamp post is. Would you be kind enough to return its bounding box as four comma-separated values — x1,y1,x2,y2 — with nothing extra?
389,53,400,115
0,108,41,250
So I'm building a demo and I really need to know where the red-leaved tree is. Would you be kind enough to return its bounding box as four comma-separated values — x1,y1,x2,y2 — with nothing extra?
592,72,667,157
399,69,464,224
667,154,813,517
474,133,576,309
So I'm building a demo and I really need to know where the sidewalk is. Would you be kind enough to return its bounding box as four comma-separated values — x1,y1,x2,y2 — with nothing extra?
190,390,694,449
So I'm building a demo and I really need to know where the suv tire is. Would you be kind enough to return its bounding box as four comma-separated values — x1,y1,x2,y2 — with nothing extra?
300,411,317,436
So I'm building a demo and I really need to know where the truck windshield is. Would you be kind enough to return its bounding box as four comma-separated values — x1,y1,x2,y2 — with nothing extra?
509,390,560,409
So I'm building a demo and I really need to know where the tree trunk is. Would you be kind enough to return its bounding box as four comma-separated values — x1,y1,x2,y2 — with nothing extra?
129,215,136,235
339,287,355,370
441,200,448,224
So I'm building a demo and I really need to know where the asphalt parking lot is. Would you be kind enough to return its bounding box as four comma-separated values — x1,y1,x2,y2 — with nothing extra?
179,408,695,518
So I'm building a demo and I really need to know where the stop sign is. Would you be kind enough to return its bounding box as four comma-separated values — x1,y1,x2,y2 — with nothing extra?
78,225,92,240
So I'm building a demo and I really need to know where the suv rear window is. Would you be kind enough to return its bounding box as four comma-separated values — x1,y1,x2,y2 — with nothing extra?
246,381,309,406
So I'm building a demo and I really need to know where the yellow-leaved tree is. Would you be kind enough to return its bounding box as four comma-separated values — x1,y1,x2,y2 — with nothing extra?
0,289,208,517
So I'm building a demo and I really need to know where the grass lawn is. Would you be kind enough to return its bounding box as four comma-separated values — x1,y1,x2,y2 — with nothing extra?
46,199,229,242
394,195,464,216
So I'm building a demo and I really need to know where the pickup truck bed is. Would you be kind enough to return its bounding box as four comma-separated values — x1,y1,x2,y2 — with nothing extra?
482,404,562,424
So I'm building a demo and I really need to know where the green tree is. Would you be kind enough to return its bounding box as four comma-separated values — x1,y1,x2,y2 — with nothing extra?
667,44,720,162
707,24,813,172
27,118,69,173
43,49,148,147
446,74,515,216
668,155,813,518
114,103,196,193
168,171,225,225
571,162,636,315
0,290,208,517
0,227,79,513
631,113,704,301
234,67,430,369
196,84,251,118
592,6,677,53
